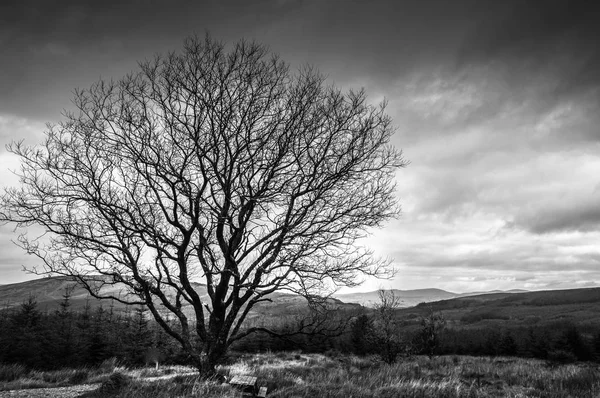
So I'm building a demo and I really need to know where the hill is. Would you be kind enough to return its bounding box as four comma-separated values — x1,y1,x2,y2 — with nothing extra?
3,277,598,330
394,287,600,330
0,276,359,319
0,276,198,313
333,288,459,307
333,288,529,308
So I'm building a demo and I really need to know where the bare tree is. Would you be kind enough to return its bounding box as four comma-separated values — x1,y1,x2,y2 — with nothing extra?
0,35,406,373
415,308,446,358
372,289,405,363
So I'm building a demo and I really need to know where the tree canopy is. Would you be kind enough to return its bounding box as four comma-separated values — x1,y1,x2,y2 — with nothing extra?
0,35,406,372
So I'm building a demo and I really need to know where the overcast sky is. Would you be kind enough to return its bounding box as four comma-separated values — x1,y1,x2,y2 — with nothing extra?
1,0,599,293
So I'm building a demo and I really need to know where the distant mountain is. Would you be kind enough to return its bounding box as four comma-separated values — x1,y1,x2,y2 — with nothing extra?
0,276,156,312
458,289,529,297
394,287,600,329
3,277,597,330
0,276,91,310
0,277,537,313
0,276,359,319
333,288,531,308
333,288,459,307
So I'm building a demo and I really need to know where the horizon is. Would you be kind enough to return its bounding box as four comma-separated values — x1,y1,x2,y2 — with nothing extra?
1,0,600,293
0,274,598,296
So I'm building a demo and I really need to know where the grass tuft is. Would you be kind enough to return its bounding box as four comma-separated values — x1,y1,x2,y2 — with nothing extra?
0,364,28,382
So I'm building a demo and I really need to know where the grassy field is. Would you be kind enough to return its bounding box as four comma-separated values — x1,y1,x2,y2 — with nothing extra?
1,353,599,397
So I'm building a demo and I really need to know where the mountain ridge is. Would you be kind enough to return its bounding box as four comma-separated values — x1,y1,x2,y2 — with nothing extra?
3,276,595,314
0,278,466,310
0,276,359,319
332,287,531,307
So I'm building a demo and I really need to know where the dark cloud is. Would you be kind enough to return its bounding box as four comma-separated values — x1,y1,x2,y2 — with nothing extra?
2,0,599,119
459,0,600,97
0,0,301,119
0,0,493,121
515,197,600,234
461,0,600,60
7,0,597,123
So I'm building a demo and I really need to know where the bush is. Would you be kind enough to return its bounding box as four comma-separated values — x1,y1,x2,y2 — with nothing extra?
547,349,578,364
99,357,120,373
98,371,131,394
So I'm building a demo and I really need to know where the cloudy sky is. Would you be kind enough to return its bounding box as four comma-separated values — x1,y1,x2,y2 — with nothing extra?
1,0,599,293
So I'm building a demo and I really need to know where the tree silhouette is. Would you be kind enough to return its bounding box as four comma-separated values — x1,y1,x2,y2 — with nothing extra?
498,330,517,356
350,314,373,355
0,34,406,373
556,325,591,361
53,288,75,365
415,309,445,358
8,296,44,367
371,289,404,363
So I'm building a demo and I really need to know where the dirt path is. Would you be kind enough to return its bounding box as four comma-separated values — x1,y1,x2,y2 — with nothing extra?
0,383,100,398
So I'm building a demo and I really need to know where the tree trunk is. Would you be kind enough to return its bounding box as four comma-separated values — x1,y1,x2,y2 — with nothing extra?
193,354,225,382
193,337,228,379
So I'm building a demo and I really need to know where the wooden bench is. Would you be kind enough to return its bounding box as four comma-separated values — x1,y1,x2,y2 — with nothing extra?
229,375,268,397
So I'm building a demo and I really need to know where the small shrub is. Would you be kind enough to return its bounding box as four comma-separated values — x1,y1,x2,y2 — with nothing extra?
99,357,120,373
98,371,131,394
547,350,577,365
324,349,343,359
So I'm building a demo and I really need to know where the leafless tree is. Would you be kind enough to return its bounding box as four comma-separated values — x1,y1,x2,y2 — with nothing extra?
372,289,405,363
416,308,446,358
0,35,407,373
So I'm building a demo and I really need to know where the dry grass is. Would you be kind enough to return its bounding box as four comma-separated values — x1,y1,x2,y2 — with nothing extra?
221,353,600,398
0,364,107,391
2,354,600,397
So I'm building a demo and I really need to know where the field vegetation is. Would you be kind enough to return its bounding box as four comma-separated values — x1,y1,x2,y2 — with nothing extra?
1,353,599,397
